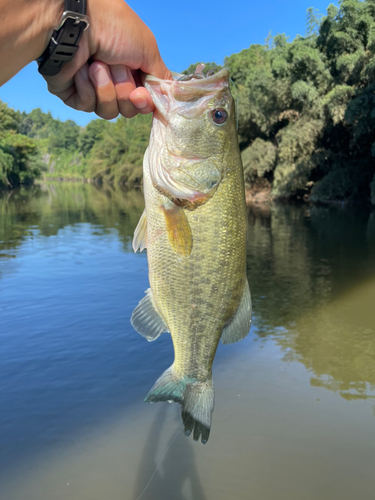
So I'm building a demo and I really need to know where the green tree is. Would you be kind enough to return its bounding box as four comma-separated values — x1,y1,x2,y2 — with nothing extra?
182,62,223,76
306,7,323,37
0,101,42,187
88,114,152,185
78,119,109,156
228,1,375,203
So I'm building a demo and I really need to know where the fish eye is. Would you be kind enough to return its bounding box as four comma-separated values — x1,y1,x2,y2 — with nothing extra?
211,108,228,125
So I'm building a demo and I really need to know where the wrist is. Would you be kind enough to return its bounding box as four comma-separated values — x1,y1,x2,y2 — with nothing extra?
38,1,89,76
35,1,65,60
0,0,64,85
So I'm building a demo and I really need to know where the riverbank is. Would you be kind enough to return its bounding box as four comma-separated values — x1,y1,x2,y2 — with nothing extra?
6,177,372,208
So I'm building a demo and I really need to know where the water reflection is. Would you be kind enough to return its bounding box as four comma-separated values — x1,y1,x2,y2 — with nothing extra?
0,183,145,258
368,211,375,255
133,406,206,500
246,202,375,400
0,183,148,480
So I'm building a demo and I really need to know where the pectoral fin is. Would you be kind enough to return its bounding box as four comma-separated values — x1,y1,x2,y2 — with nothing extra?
131,288,169,341
221,280,252,344
132,209,147,253
162,204,193,257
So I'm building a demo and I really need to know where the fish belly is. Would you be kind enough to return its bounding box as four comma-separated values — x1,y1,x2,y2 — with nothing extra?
144,160,247,381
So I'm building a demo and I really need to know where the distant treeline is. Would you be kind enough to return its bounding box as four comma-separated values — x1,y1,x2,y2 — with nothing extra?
0,101,151,188
1,0,375,204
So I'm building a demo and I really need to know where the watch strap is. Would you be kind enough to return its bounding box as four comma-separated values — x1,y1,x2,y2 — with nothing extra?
37,0,89,77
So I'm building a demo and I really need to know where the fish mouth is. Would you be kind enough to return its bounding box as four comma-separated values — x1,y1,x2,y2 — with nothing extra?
145,68,229,83
142,66,231,120
143,68,230,98
174,68,229,84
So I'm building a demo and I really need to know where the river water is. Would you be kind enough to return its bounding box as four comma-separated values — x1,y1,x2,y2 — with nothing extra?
0,183,374,500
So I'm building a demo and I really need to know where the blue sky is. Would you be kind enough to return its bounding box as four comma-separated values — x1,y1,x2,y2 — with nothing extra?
0,0,337,126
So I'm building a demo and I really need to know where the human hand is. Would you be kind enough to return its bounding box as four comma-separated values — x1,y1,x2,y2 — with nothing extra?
44,0,172,119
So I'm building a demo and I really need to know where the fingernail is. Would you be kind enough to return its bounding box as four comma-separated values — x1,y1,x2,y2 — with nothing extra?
133,96,148,109
111,65,131,83
93,66,110,87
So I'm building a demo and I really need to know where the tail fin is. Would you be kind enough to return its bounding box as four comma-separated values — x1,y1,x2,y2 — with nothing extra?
145,366,215,444
181,380,214,444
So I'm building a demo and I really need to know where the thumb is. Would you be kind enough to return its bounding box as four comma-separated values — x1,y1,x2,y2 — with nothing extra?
140,36,172,81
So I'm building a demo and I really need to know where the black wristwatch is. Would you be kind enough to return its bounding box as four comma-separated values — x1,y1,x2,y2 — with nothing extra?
37,0,90,76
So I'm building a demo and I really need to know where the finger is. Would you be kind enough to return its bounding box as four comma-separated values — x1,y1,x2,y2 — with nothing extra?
73,64,96,112
110,65,138,119
129,87,155,115
141,36,173,81
45,63,80,99
44,40,92,102
57,64,96,112
89,61,119,120
148,57,173,81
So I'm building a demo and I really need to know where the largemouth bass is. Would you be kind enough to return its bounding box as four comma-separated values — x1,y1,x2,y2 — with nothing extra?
131,66,251,444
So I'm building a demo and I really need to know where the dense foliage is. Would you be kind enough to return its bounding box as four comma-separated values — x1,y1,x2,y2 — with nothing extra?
1,0,375,203
0,103,151,188
225,0,375,203
0,102,43,187
16,107,151,185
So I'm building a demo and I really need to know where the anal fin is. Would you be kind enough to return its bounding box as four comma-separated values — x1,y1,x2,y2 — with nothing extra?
132,209,147,253
221,280,252,344
145,365,184,403
131,288,169,341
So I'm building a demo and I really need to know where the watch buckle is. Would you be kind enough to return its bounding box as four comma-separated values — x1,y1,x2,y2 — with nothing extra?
55,10,90,31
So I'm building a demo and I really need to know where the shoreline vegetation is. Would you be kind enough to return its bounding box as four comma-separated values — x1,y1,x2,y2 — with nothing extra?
1,0,375,205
